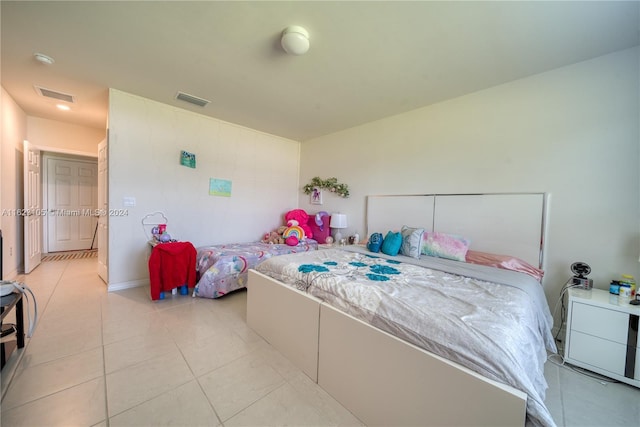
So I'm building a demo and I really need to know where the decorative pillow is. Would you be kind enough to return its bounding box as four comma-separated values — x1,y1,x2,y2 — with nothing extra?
465,250,544,282
400,226,424,259
307,214,331,243
367,232,384,253
381,231,402,256
421,232,470,261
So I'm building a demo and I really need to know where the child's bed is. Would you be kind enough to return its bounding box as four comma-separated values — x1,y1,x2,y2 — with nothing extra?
193,239,318,298
247,193,556,427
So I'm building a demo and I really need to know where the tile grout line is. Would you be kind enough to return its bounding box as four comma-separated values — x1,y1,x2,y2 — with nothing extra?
100,291,110,427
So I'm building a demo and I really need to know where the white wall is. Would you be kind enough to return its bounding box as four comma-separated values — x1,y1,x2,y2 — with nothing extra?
299,48,640,306
1,87,27,279
107,89,301,288
27,116,104,156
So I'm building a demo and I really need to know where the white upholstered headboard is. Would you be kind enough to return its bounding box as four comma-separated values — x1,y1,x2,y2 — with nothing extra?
366,193,549,270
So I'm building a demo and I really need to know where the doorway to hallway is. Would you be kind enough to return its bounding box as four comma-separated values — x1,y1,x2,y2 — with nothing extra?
44,156,98,253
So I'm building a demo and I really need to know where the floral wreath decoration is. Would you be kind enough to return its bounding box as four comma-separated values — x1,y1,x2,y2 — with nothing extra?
303,177,350,198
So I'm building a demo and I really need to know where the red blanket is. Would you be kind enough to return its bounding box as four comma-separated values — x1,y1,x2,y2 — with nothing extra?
148,242,196,300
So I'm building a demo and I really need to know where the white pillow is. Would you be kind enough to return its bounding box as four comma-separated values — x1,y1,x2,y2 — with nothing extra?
400,226,424,259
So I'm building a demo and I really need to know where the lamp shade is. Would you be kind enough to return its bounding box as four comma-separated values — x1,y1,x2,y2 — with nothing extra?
281,26,310,55
330,213,347,229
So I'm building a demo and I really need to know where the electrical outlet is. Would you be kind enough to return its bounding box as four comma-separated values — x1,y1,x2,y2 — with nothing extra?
9,247,12,256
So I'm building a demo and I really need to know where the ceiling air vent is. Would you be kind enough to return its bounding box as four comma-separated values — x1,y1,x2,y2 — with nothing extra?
176,91,210,107
34,85,75,103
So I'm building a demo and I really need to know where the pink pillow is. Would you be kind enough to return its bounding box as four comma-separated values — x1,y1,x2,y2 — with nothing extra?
307,214,331,244
465,250,544,282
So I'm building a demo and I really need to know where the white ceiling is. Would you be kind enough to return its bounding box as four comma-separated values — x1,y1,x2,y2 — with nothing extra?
2,1,639,141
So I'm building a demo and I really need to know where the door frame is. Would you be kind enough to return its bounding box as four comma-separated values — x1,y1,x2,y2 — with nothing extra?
23,145,97,261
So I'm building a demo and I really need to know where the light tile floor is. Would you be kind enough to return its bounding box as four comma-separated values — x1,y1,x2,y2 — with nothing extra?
1,257,639,426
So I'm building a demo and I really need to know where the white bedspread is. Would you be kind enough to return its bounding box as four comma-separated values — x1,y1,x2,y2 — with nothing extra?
255,246,557,427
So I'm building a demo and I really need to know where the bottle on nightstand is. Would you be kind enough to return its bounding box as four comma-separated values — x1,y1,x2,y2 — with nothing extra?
620,274,636,299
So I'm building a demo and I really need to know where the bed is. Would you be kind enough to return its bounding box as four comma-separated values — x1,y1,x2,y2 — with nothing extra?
192,239,318,298
247,193,557,427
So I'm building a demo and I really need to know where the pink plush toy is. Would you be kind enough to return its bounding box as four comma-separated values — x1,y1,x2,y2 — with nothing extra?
285,235,299,246
284,209,313,240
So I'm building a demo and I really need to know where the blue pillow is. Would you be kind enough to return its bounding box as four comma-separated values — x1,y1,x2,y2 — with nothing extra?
381,231,402,256
367,232,384,253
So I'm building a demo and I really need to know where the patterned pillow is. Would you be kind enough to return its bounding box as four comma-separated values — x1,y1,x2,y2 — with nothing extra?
307,214,331,243
381,231,403,256
421,232,470,261
400,226,424,259
367,232,384,253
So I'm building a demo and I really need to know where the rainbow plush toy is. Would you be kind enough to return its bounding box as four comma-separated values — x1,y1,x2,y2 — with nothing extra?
282,225,305,245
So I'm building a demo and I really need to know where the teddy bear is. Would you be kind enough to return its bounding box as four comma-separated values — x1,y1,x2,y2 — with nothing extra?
284,209,313,240
261,230,284,245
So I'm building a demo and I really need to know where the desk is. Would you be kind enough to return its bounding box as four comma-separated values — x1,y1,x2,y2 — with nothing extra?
1,292,25,369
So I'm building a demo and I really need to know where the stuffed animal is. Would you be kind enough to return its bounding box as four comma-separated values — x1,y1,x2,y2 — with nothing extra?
262,231,284,245
261,210,314,246
285,235,299,246
284,209,313,240
282,225,305,246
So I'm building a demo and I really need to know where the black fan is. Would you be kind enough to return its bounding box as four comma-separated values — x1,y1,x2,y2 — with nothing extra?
571,262,591,278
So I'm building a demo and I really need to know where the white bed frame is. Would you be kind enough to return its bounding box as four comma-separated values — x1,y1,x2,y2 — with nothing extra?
247,193,548,426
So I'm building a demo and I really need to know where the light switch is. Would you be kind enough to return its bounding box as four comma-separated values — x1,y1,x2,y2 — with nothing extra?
123,196,136,207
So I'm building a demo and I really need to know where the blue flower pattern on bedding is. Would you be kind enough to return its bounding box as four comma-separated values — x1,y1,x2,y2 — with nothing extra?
296,256,402,283
370,265,400,275
298,264,330,273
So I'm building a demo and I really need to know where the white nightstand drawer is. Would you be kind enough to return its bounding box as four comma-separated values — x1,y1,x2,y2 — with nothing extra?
568,331,627,376
571,301,629,345
565,289,640,388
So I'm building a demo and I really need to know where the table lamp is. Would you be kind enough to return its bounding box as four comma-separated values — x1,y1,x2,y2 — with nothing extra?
330,213,348,244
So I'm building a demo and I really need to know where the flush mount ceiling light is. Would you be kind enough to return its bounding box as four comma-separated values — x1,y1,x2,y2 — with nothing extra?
281,26,310,55
33,52,55,65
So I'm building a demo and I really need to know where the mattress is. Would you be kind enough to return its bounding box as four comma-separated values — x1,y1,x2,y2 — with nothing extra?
255,245,557,427
193,239,318,298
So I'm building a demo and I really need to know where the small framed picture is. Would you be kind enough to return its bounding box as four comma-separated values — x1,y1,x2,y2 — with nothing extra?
310,187,323,205
180,150,196,168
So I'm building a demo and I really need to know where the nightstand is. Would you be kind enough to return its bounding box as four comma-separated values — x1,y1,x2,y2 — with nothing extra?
148,241,197,300
564,288,640,388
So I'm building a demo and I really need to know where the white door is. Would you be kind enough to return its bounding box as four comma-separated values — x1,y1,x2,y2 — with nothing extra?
23,140,42,274
46,157,98,252
97,138,108,283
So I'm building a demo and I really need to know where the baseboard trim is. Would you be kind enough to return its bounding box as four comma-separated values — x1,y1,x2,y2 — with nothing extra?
107,278,148,292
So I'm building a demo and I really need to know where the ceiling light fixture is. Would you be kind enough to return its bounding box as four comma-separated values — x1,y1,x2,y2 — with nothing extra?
56,104,70,111
281,26,310,55
34,52,55,65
